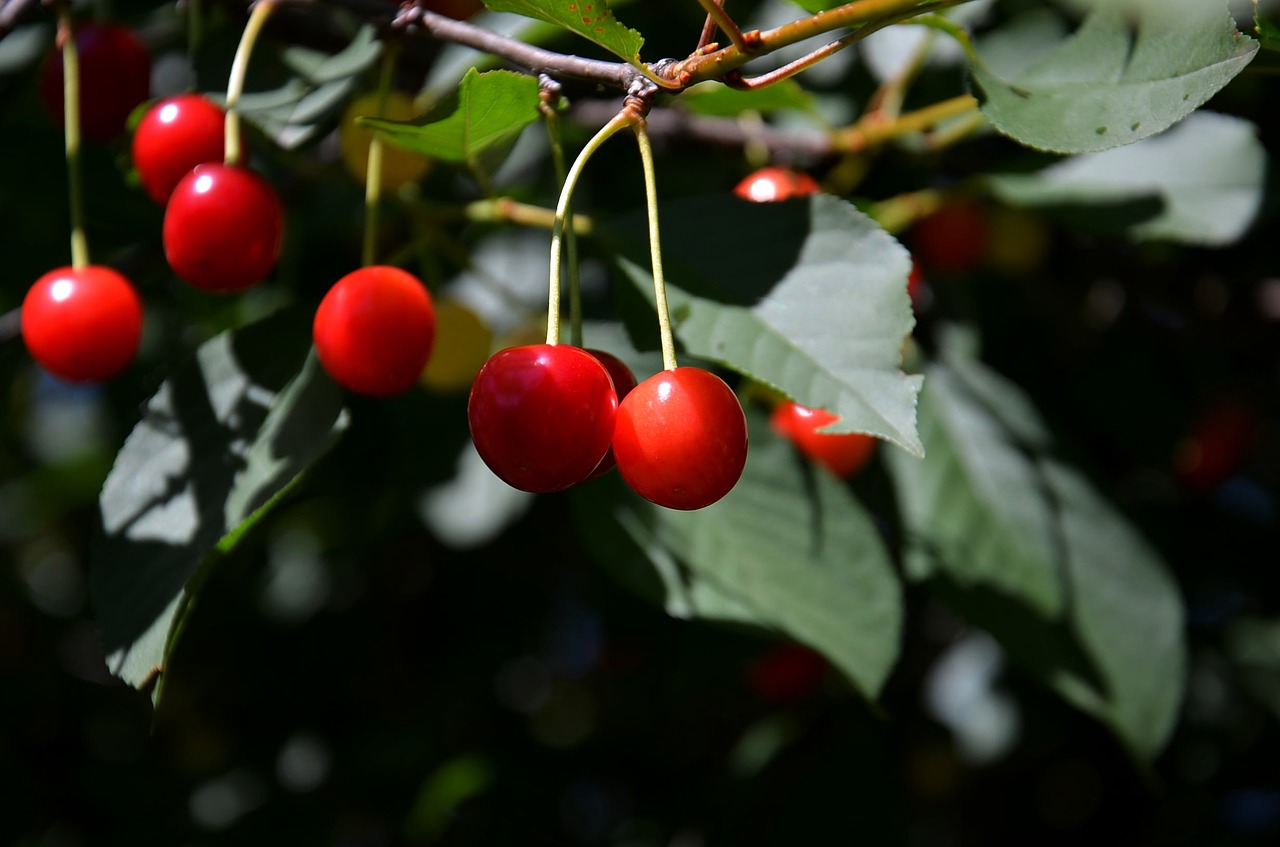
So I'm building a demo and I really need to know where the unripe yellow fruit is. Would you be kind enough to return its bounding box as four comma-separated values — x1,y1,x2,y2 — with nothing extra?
420,299,493,392
340,91,431,190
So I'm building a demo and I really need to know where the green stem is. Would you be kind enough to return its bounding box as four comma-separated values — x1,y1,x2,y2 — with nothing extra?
546,112,631,346
224,0,275,167
633,121,676,372
544,106,584,347
186,0,203,60
363,46,397,268
58,5,88,269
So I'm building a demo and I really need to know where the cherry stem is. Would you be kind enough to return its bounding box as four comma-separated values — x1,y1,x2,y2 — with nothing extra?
224,0,276,167
695,0,751,53
53,5,88,269
542,100,583,348
546,112,631,346
362,45,397,268
633,121,676,372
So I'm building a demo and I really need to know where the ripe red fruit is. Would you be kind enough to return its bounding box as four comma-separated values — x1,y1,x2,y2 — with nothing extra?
733,166,820,203
613,367,748,510
770,400,877,478
422,0,485,19
910,200,988,275
1175,399,1260,490
21,265,143,382
747,643,828,704
585,349,638,479
313,266,436,397
468,344,618,493
163,163,284,292
132,94,233,204
39,22,150,142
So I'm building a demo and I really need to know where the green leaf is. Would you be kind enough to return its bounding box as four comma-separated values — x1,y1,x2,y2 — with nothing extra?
988,111,1265,246
606,193,923,456
362,69,542,164
1226,616,1280,722
482,0,644,64
575,414,903,700
969,0,1258,153
282,24,382,83
1257,8,1280,52
92,315,349,697
886,349,1185,759
677,80,818,118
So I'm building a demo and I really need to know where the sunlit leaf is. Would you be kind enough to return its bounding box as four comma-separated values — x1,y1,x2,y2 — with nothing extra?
988,111,1265,246
362,69,542,164
482,0,644,63
608,193,923,456
969,0,1257,153
92,316,349,699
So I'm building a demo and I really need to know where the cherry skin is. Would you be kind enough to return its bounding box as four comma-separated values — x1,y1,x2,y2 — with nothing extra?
39,22,150,142
613,367,748,511
910,200,988,275
163,163,284,293
733,166,820,203
133,94,236,204
468,344,618,493
746,643,828,704
584,348,638,478
770,401,876,479
313,266,436,397
422,0,485,19
21,265,143,382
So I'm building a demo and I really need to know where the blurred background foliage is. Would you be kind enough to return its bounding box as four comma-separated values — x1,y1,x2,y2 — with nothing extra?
2,0,1279,844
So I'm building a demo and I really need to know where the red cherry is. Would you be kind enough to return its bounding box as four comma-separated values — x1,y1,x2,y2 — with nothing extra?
163,163,284,293
613,367,748,510
584,349,638,479
746,643,828,704
422,0,485,19
1175,399,1260,490
313,266,436,397
770,401,876,479
21,265,143,382
910,200,988,275
132,94,234,204
39,22,150,142
733,166,820,203
468,344,618,493
907,259,928,311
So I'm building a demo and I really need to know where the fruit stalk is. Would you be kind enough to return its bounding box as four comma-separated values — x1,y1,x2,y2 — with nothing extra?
56,4,88,269
546,111,631,346
633,121,676,372
542,98,584,347
224,0,276,167
362,46,397,268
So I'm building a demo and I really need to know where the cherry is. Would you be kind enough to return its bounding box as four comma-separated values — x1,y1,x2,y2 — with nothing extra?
39,22,150,142
132,94,236,204
1175,399,1259,491
468,344,618,493
313,266,436,397
340,91,432,190
163,163,284,293
422,0,485,19
746,643,828,704
613,367,748,510
910,200,988,275
733,166,820,203
420,298,492,393
21,265,143,382
584,348,638,478
770,400,876,479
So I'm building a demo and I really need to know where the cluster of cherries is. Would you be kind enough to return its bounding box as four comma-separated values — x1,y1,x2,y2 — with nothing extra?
20,20,437,399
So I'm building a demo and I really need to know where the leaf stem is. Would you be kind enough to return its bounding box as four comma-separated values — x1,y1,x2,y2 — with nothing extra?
224,0,275,167
57,4,88,269
362,45,396,268
633,121,676,372
546,112,632,346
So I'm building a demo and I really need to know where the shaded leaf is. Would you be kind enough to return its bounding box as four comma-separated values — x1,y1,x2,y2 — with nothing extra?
1257,8,1280,52
677,80,818,118
969,0,1257,153
92,316,349,697
988,111,1265,246
606,193,923,456
575,414,903,699
887,349,1185,759
363,69,542,165
282,24,381,83
482,0,643,63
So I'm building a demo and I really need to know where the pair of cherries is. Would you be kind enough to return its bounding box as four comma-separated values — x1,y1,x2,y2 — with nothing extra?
468,345,749,511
